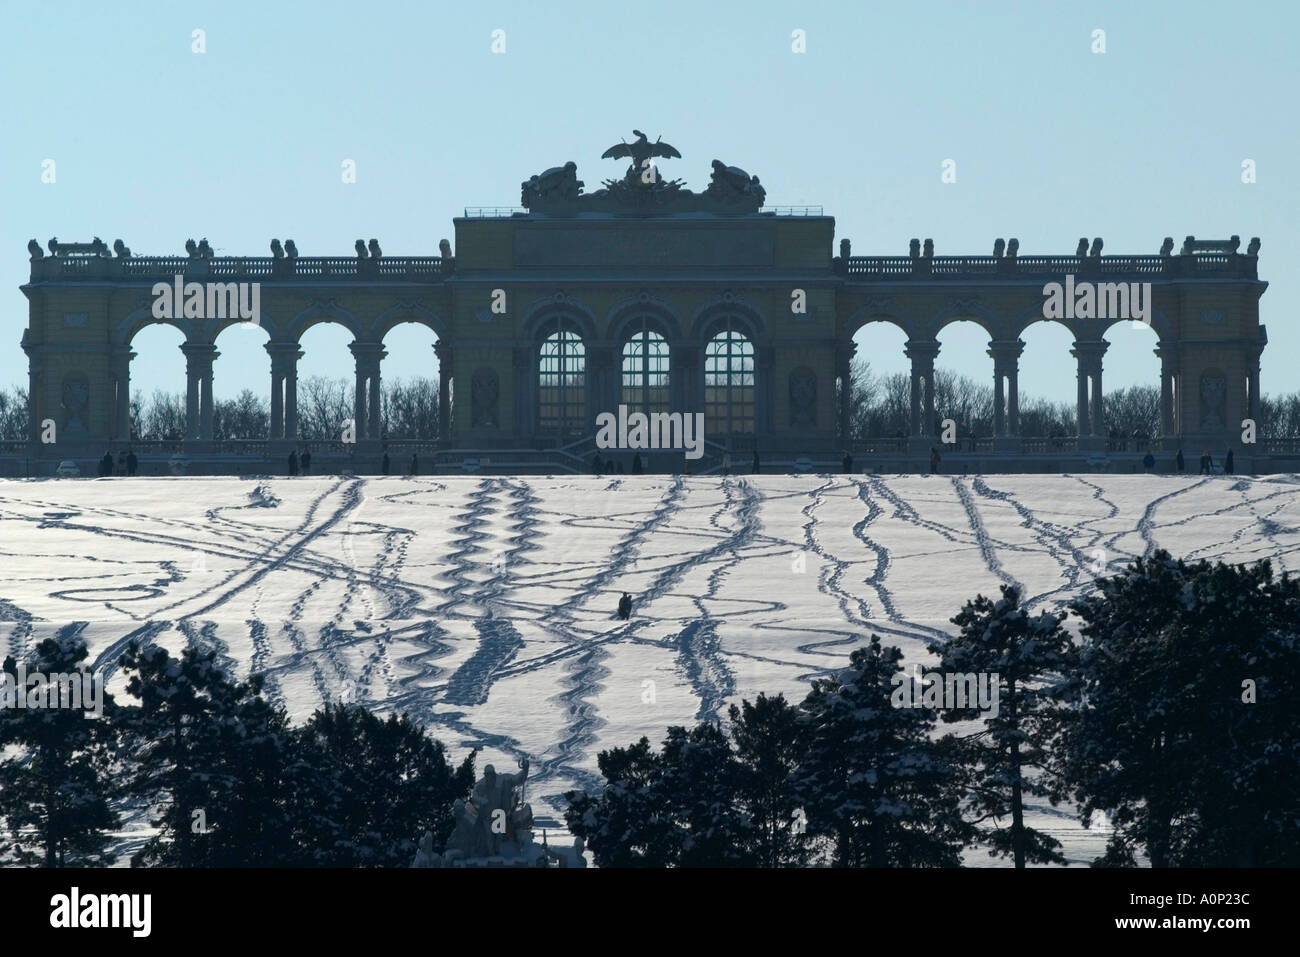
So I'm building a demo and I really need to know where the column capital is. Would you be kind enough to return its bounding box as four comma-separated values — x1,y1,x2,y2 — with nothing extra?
182,342,218,372
1070,339,1108,370
904,338,940,363
349,340,387,368
987,338,1025,361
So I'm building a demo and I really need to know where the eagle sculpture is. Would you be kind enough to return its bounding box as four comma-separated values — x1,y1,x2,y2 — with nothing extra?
601,129,681,170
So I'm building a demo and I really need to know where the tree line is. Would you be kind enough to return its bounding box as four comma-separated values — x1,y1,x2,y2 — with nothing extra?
2,370,1300,442
0,637,473,866
2,552,1293,867
125,376,440,442
565,551,1299,868
842,360,1300,443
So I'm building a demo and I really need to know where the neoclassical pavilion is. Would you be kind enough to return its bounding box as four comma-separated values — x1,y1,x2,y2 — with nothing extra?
17,137,1269,472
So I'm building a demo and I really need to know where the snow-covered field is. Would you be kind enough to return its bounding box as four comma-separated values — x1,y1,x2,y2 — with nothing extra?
3,472,1299,865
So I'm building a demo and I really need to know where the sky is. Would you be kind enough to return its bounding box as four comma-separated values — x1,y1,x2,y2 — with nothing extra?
2,0,1296,407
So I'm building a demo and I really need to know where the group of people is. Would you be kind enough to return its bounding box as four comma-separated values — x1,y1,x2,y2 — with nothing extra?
286,449,313,476
286,450,423,477
1170,448,1235,475
97,449,138,477
378,452,420,476
598,450,765,476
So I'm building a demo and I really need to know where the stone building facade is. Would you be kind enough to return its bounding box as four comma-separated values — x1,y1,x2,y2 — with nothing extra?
17,140,1269,472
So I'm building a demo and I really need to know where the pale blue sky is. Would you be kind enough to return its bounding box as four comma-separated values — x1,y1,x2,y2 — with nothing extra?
2,0,1295,405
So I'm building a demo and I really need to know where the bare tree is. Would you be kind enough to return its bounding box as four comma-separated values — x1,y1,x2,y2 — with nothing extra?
213,390,269,440
0,387,28,441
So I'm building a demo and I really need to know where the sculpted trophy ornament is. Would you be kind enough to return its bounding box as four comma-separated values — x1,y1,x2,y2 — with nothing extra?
519,130,765,214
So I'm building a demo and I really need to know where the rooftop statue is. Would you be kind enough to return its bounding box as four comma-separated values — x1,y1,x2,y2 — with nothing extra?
600,129,681,172
520,131,765,214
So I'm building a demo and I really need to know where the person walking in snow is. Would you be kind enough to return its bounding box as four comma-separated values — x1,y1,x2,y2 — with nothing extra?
722,452,731,476
1199,450,1213,474
301,449,312,475
617,593,632,620
1225,449,1234,475
126,450,138,476
1176,448,1185,472
929,447,941,475
288,450,299,477
409,453,419,476
752,450,760,474
842,451,853,474
382,452,390,475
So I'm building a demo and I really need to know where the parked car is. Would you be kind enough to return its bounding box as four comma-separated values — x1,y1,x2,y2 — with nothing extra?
55,460,80,477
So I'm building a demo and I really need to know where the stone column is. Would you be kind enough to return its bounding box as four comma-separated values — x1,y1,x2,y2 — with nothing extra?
587,344,617,431
369,367,382,440
757,345,775,438
988,339,1024,449
1156,344,1177,438
1071,340,1108,450
182,343,217,443
199,367,215,440
838,341,856,445
269,371,284,439
266,342,302,442
185,365,200,440
349,342,386,444
992,370,1006,436
1246,348,1261,426
284,352,299,440
513,345,532,443
905,339,940,451
435,341,454,443
111,348,134,441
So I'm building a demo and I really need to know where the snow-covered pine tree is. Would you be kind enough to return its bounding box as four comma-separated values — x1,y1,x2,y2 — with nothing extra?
0,632,120,866
119,641,296,866
565,736,678,867
940,584,1076,867
728,693,813,867
290,703,475,867
1065,550,1300,867
794,637,972,866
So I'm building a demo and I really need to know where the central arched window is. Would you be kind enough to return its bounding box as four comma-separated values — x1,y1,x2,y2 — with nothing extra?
538,326,585,435
621,323,669,416
705,323,755,436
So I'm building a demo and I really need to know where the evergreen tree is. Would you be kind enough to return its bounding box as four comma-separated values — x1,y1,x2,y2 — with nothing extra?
794,637,972,866
728,694,812,866
656,722,754,866
1064,550,1300,866
119,641,295,866
0,633,120,866
565,735,690,867
291,704,475,867
940,584,1075,867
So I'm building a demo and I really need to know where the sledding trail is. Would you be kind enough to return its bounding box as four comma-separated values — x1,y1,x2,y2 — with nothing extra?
970,478,1097,609
673,617,736,722
441,615,526,708
950,477,1022,591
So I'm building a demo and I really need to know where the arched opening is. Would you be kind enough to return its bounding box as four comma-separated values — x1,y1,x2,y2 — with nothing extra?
1102,319,1161,450
934,319,993,447
1017,319,1077,441
380,321,440,441
296,321,355,442
128,323,187,442
212,322,270,440
704,322,755,439
621,320,670,416
848,320,910,445
538,323,586,439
